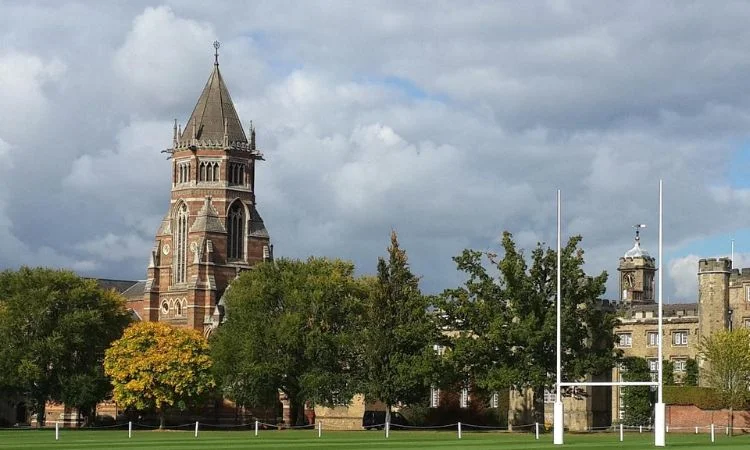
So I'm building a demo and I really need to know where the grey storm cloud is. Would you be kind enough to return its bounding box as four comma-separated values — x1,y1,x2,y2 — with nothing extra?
1,1,750,300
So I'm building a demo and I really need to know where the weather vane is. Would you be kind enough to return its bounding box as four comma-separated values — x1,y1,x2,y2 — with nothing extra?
633,223,646,241
213,40,221,65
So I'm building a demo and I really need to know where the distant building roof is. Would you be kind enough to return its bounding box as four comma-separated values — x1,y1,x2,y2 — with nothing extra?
91,278,140,294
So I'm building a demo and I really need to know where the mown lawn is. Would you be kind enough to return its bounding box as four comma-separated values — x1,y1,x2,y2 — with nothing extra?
0,429,748,449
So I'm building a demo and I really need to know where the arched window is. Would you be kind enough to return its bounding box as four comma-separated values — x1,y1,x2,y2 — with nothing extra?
175,203,188,284
227,202,244,260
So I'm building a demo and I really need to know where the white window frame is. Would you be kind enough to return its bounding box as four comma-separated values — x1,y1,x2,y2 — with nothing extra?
616,332,632,348
460,386,470,408
672,330,688,346
673,359,687,373
647,331,659,347
746,286,750,302
430,386,440,408
490,392,499,409
433,344,445,356
744,318,750,329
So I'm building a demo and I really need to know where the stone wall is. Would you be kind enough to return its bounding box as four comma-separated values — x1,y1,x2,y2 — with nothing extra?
666,405,750,430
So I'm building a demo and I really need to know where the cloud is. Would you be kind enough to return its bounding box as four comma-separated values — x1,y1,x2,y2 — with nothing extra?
668,255,699,300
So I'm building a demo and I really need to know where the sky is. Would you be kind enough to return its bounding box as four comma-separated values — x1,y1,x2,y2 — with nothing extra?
1,1,750,302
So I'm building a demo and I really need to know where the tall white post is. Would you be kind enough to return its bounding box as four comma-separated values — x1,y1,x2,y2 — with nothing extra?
255,420,259,436
554,189,564,445
318,421,322,438
654,179,666,447
55,421,60,441
711,424,715,442
458,422,462,439
385,420,390,439
128,421,132,438
535,422,540,440
195,421,199,438
620,423,623,442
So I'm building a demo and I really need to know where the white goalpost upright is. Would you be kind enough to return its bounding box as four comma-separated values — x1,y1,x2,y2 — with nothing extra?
553,181,665,447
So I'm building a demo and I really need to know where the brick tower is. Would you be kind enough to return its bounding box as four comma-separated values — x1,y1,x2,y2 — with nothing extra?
135,44,271,333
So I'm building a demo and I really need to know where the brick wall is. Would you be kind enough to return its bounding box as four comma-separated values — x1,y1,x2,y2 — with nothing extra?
667,405,750,429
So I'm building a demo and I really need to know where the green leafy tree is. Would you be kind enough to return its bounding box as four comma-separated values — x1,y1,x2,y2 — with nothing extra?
698,329,750,435
663,360,675,386
438,232,616,424
0,267,131,426
685,358,699,386
210,258,361,426
357,231,442,426
104,322,215,429
620,357,653,426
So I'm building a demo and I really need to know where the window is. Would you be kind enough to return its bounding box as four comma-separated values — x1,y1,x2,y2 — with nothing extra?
490,392,499,409
430,387,440,408
460,386,470,408
647,331,659,347
227,202,245,260
544,389,556,404
672,330,688,346
174,203,188,284
647,358,658,381
198,160,220,182
161,301,169,315
746,286,750,302
228,162,246,186
177,161,190,184
433,344,446,356
744,318,750,329
673,359,687,373
616,333,632,348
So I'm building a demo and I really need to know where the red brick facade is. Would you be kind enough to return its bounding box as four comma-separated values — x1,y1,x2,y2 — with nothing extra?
130,59,271,334
666,405,750,430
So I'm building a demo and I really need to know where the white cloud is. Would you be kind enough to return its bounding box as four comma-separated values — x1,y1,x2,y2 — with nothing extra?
668,255,700,300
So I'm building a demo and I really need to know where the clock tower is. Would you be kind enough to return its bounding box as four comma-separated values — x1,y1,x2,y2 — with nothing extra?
134,43,271,333
618,227,656,305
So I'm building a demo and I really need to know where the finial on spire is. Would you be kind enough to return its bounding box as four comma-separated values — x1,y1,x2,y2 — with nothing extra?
633,224,647,242
250,120,256,150
173,118,178,141
213,40,221,65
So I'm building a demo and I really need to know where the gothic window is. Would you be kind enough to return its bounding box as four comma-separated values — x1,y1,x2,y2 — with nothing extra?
227,202,245,260
199,160,220,182
228,162,246,185
177,161,190,184
174,203,188,284
175,300,182,317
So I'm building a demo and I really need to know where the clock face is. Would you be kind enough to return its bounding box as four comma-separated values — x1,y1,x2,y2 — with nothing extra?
162,243,170,255
624,273,634,288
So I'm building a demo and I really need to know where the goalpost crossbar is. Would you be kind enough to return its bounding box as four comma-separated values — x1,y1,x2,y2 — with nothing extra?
559,381,658,387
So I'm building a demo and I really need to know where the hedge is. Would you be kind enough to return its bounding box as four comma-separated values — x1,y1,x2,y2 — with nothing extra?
663,386,745,410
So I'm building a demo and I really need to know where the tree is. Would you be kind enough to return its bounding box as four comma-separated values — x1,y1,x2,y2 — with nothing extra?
104,322,215,429
356,231,442,426
620,357,653,426
438,232,617,424
684,358,699,386
663,360,675,386
210,258,361,426
698,328,750,435
0,267,131,426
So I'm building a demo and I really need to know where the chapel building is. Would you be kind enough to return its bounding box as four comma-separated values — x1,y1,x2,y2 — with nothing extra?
129,47,272,334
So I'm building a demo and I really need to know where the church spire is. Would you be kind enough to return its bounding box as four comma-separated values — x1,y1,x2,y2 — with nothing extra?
179,42,247,146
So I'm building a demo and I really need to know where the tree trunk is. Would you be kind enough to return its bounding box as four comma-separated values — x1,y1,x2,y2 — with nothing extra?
532,386,545,428
159,403,166,430
35,401,46,428
729,406,734,437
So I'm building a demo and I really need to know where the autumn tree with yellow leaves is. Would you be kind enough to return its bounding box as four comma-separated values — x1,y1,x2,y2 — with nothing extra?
104,322,215,428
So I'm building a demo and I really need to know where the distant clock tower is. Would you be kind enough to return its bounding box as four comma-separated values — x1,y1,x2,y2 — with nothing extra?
618,226,656,305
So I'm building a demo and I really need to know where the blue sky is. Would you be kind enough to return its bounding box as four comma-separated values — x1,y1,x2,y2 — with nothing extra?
2,1,750,302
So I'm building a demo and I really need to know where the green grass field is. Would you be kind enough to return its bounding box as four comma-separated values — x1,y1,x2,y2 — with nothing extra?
0,429,748,449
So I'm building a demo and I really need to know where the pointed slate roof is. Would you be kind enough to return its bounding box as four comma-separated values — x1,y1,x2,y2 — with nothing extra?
190,196,227,233
180,62,247,144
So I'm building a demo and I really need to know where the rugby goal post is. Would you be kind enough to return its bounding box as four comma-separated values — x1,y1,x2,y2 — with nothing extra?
553,183,665,447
